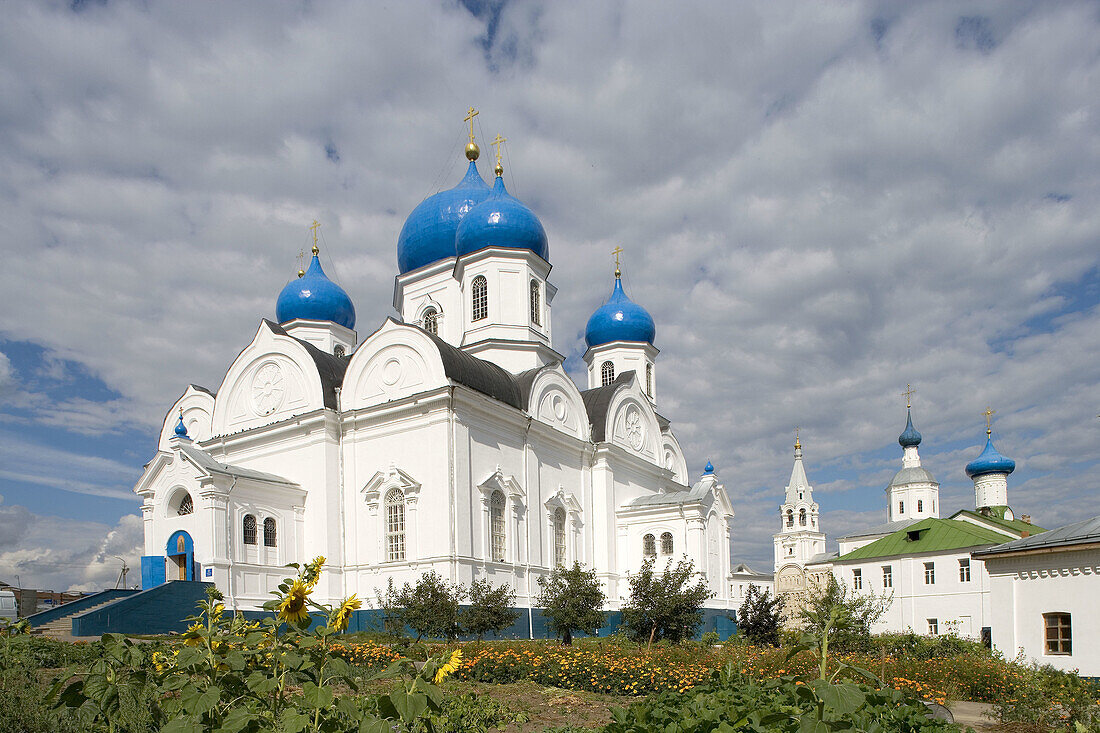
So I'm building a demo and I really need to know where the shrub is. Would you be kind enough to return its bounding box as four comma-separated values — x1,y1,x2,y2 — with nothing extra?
535,562,606,645
799,575,890,653
462,579,521,641
620,557,713,645
377,569,466,641
736,583,784,647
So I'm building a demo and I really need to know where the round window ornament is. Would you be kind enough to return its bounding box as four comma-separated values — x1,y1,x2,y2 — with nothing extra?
251,362,285,416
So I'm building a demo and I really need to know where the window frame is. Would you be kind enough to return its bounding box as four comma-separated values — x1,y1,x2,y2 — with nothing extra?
422,306,440,335
471,275,488,322
660,531,674,555
600,360,615,387
882,565,893,588
263,517,277,548
385,487,407,562
489,490,506,563
642,533,656,558
927,618,938,635
177,493,194,516
243,514,257,545
553,507,566,567
924,561,936,585
958,558,971,582
852,568,862,590
529,279,541,326
1043,612,1072,655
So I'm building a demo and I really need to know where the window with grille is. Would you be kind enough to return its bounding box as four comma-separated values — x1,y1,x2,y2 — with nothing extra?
385,488,406,562
471,276,488,321
422,307,439,334
177,493,193,516
263,517,277,547
333,345,345,357
853,569,862,590
1044,613,1072,655
661,531,673,555
530,279,541,325
553,507,566,566
799,508,807,526
243,514,257,545
899,501,905,515
927,618,938,635
882,565,892,588
643,533,656,558
924,562,935,584
601,361,614,386
786,510,794,528
959,558,971,582
646,363,653,397
490,491,506,562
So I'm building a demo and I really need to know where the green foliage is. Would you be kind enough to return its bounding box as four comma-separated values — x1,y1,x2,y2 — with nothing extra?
994,661,1100,731
620,557,713,645
700,631,720,646
872,630,992,660
429,691,527,731
736,583,784,647
462,578,520,642
799,575,890,653
378,570,466,642
535,561,607,645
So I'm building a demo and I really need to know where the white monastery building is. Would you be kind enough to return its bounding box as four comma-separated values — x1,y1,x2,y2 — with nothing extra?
135,129,737,618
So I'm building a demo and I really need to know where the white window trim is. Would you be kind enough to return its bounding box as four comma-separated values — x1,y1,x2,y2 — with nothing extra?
544,488,582,568
478,469,526,565
362,465,422,564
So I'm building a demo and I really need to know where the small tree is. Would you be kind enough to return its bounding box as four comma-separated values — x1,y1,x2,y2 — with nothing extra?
376,570,466,641
535,561,606,645
620,557,714,646
799,574,891,653
736,583,784,646
462,579,521,642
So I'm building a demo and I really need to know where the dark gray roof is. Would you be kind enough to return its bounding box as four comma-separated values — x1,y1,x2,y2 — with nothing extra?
580,372,634,442
627,478,712,507
655,412,671,432
838,518,920,541
514,364,549,407
179,445,298,486
888,466,937,487
190,384,216,397
731,562,773,579
973,515,1100,557
264,320,348,410
423,330,523,409
806,551,838,565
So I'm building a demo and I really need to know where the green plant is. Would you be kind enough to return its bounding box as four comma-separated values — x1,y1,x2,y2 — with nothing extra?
700,631,720,646
378,570,466,642
799,575,890,653
994,661,1100,731
535,562,607,645
736,583,784,647
620,557,713,646
462,579,520,642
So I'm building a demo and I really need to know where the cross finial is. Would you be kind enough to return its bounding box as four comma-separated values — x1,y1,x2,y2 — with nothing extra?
983,406,995,436
464,107,479,142
464,107,481,160
491,133,506,176
309,220,321,256
296,248,305,277
794,426,801,451
612,246,624,277
901,383,915,409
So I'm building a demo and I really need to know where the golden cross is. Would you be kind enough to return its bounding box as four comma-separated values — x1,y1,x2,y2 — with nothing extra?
612,246,624,275
309,220,321,255
464,107,479,142
491,133,507,166
983,406,995,434
794,426,801,449
296,248,305,274
901,383,915,409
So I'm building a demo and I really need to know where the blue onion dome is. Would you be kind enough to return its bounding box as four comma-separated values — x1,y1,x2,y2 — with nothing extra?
276,251,356,330
455,175,549,262
174,409,188,438
898,408,922,448
965,433,1016,478
584,275,656,348
703,460,715,475
397,161,491,274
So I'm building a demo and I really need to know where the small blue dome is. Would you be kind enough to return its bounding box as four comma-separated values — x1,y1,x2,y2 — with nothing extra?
174,410,188,438
898,409,922,448
703,460,715,475
397,161,491,274
965,435,1016,478
455,176,549,262
276,255,356,330
584,276,656,348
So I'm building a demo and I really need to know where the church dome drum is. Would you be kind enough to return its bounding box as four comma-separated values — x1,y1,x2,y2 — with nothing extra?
455,176,549,262
397,161,491,274
584,276,656,348
276,254,356,330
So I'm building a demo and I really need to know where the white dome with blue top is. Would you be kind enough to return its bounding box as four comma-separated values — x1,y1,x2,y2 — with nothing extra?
584,274,656,348
276,251,356,330
397,160,491,274
456,174,549,262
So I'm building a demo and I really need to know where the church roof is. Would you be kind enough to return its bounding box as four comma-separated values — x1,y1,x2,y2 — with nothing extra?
835,517,1008,562
951,509,1045,535
513,364,549,406
264,320,349,410
837,518,921,541
584,275,656,348
973,515,1100,557
423,329,523,409
579,372,634,442
190,384,216,397
626,477,714,507
805,551,838,565
179,444,298,486
731,562,773,579
888,466,937,487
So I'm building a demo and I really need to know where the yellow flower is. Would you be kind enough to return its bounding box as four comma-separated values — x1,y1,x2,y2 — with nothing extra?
301,556,326,589
433,649,464,684
183,621,204,647
329,594,362,633
276,579,311,624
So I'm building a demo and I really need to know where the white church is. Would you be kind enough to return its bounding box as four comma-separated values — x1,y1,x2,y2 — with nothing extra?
134,129,737,620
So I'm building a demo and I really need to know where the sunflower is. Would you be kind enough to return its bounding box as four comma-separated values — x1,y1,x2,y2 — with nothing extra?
329,594,362,633
301,556,326,589
276,579,311,625
433,649,464,684
182,621,204,647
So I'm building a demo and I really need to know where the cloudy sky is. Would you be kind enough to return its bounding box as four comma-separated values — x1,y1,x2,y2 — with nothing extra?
1,0,1098,592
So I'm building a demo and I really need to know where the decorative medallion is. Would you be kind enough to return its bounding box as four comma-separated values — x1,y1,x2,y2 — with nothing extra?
381,357,402,386
552,394,567,422
251,362,285,416
625,408,645,450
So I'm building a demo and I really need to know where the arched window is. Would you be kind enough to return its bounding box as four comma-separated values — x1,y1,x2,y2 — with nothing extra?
333,344,346,358
646,363,653,397
263,518,277,547
643,533,656,558
799,508,807,526
661,531,673,555
490,491,506,562
553,507,566,566
917,499,924,513
899,501,905,515
786,510,794,528
243,514,257,545
530,279,541,326
177,493,193,516
471,275,488,321
385,488,406,562
601,361,615,387
422,307,440,335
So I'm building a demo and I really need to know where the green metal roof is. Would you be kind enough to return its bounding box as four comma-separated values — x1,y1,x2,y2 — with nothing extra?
834,517,1010,562
951,509,1046,536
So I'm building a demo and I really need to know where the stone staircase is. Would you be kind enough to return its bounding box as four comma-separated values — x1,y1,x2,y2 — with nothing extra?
32,597,124,640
